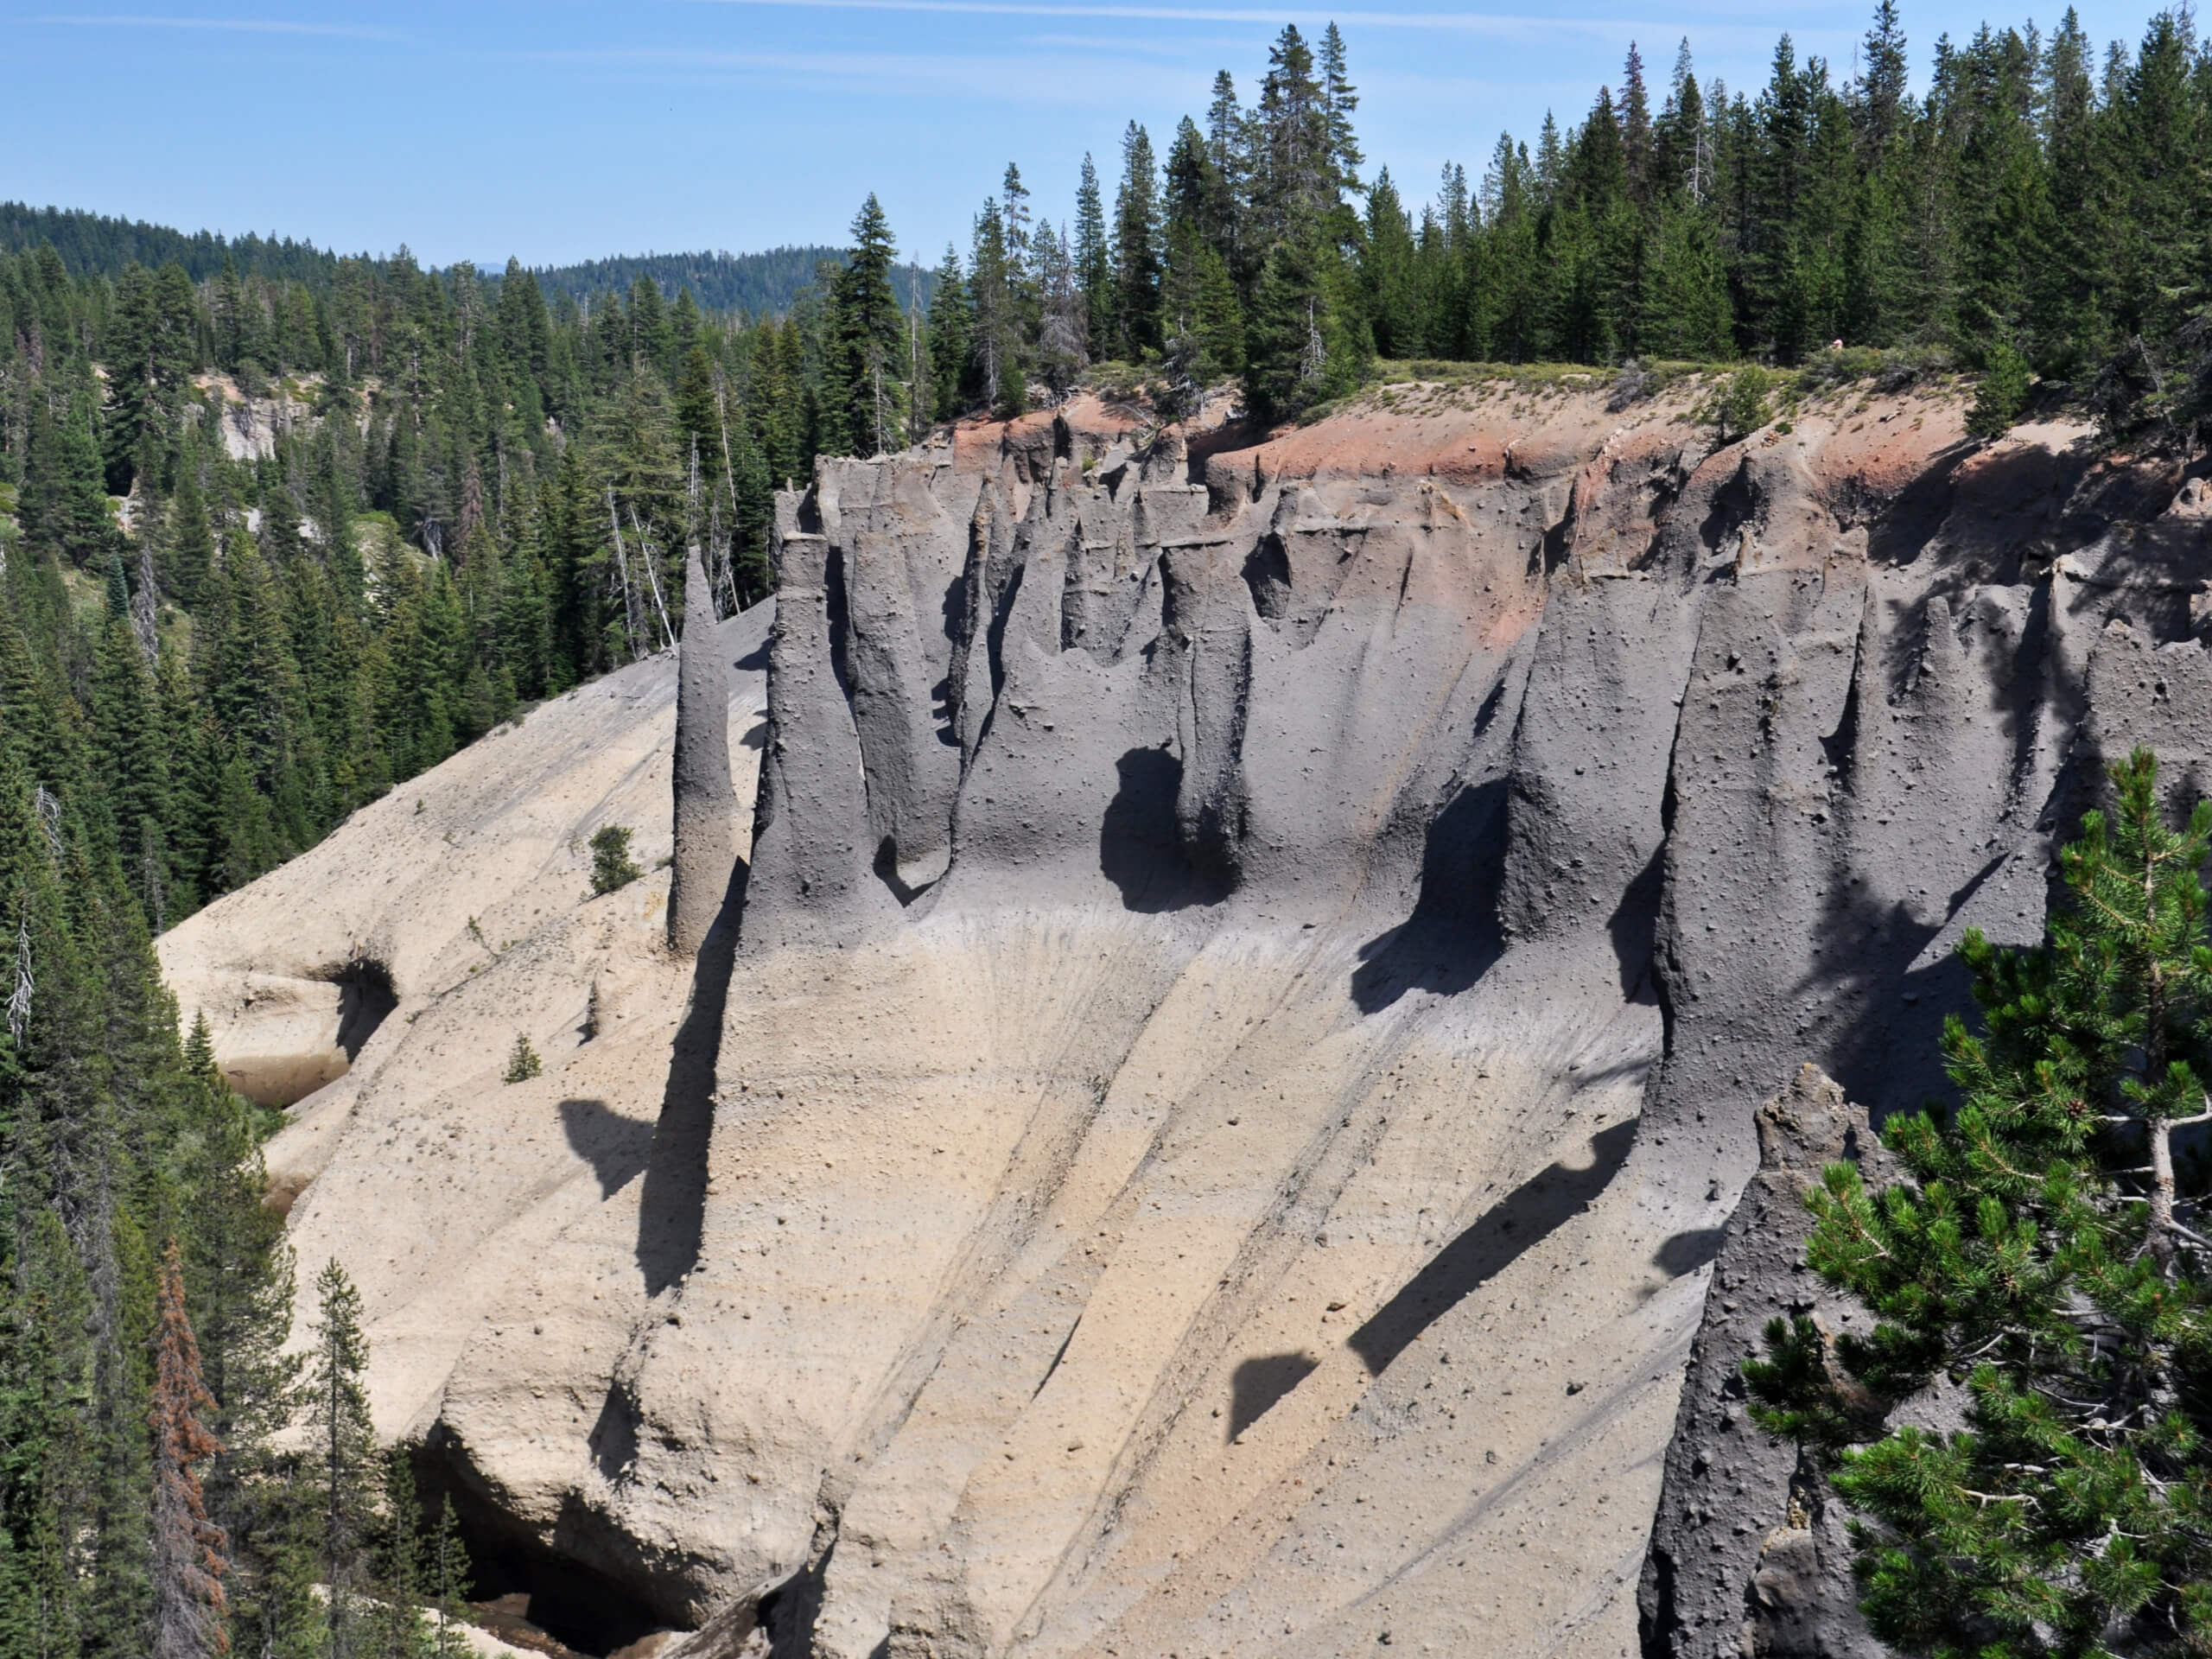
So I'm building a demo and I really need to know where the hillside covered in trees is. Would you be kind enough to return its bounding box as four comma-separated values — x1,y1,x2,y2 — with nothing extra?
9,2,2212,1652
0,204,895,323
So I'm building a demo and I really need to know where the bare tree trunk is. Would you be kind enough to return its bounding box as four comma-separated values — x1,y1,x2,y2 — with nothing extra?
607,488,645,662
2149,1113,2177,1274
626,505,677,652
133,534,161,661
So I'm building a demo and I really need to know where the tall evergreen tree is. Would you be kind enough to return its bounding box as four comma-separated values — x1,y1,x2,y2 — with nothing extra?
21,383,115,569
925,246,975,421
303,1261,374,1657
149,1241,226,1659
1112,124,1164,359
1073,155,1114,357
821,196,908,457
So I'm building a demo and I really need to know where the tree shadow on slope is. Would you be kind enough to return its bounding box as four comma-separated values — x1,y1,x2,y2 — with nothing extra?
1347,1119,1635,1376
1790,849,2018,1132
1351,776,1509,1014
1227,1352,1320,1440
558,1099,655,1198
1101,745,1229,912
634,861,747,1295
1607,842,1666,998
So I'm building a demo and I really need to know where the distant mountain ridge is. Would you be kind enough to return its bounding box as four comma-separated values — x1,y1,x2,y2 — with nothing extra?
0,200,927,315
529,246,935,316
0,200,343,286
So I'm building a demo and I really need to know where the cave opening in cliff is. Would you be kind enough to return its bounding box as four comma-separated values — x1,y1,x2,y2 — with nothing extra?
436,1492,668,1656
220,957,401,1109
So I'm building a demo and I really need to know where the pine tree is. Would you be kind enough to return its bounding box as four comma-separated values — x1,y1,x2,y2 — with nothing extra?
149,1240,227,1659
1318,22,1363,200
589,825,641,895
371,1450,427,1656
1244,232,1363,423
1032,221,1087,399
1255,25,1330,242
624,274,671,376
922,246,971,422
1073,156,1114,361
90,613,174,928
21,382,116,570
1360,170,1423,358
969,199,1021,416
1751,747,2212,1657
1856,0,1910,156
164,462,217,613
822,195,908,457
1112,124,1164,359
1620,41,1654,200
304,1261,375,1654
1204,70,1251,274
424,1497,469,1658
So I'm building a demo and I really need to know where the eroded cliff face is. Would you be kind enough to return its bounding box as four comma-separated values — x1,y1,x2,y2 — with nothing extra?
165,377,2212,1658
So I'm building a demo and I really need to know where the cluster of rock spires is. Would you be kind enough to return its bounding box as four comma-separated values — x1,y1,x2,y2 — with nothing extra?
166,378,2212,1657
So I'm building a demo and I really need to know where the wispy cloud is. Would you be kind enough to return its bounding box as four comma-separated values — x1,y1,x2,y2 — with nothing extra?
1019,29,1262,54
683,0,1648,42
515,41,1189,105
677,0,1834,53
30,13,404,40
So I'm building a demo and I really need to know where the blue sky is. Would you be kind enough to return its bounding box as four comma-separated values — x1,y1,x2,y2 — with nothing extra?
0,0,2171,270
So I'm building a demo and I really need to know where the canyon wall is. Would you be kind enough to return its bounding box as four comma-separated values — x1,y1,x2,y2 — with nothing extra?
162,374,2212,1657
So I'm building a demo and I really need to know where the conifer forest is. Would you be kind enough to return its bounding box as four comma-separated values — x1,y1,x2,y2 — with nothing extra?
6,1,2212,1651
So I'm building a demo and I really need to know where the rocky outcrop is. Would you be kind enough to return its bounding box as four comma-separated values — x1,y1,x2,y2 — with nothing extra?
671,544,740,957
162,381,2212,1658
1637,1065,1891,1659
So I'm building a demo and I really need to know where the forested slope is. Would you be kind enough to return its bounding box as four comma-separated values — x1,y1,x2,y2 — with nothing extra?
0,203,884,321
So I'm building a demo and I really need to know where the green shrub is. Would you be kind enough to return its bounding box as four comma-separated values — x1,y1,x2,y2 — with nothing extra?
589,824,641,895
1706,365,1774,442
1966,340,2032,438
502,1033,542,1084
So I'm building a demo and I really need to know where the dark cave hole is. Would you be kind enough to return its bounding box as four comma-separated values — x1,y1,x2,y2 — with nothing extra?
232,957,399,1109
405,1451,668,1657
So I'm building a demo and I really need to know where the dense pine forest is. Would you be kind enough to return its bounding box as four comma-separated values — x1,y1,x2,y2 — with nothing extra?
8,2,2212,1652
0,205,887,329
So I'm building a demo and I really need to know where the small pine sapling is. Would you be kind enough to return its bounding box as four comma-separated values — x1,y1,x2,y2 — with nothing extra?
427,1495,473,1657
1967,340,2032,439
1707,365,1774,442
589,824,642,895
503,1033,541,1084
306,1259,378,1650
